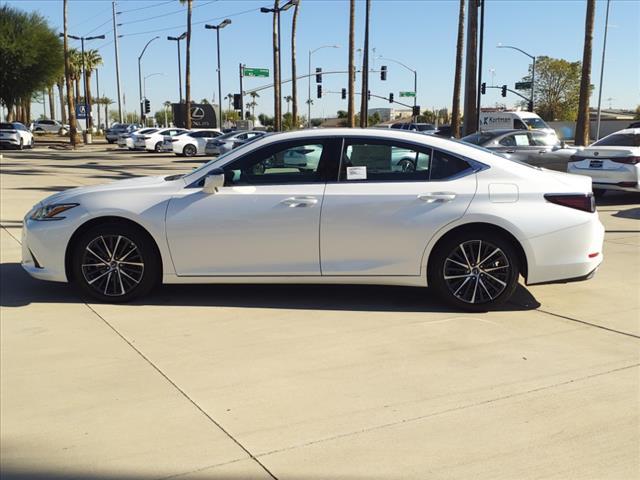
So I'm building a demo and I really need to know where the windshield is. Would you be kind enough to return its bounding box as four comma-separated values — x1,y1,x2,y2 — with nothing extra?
139,128,157,134
593,133,640,147
523,117,549,130
450,138,538,169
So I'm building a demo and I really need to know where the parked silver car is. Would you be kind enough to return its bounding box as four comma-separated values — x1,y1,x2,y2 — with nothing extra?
31,119,69,135
461,129,575,171
204,130,267,156
105,123,139,144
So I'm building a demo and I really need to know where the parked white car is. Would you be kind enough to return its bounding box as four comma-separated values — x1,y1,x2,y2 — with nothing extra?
170,129,222,157
119,128,158,150
567,128,640,196
31,119,69,135
133,128,187,152
21,129,604,310
0,122,34,149
204,130,267,156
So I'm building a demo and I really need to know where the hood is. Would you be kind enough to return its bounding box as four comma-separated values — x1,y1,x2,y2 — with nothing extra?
37,175,173,205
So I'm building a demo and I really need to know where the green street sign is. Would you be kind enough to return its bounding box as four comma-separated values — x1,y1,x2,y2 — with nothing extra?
399,91,416,98
515,81,532,91
243,67,270,78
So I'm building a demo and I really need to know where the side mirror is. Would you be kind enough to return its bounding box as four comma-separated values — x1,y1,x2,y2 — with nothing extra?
202,168,225,194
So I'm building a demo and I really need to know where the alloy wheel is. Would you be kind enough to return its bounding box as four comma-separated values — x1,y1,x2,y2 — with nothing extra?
443,240,510,304
81,235,145,297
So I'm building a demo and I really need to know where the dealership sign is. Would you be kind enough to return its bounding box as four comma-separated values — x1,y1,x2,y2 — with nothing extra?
172,103,218,128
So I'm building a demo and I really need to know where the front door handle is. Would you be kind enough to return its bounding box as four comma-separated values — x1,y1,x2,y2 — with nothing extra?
280,196,319,208
505,149,516,154
418,192,456,203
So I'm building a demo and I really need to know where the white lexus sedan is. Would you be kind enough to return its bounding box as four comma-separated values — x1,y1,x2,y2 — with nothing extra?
133,127,187,152
171,129,222,157
22,129,604,310
567,128,639,197
1,122,34,149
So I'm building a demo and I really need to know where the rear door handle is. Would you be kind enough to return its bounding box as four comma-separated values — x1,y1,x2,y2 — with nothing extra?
418,192,456,203
280,196,319,208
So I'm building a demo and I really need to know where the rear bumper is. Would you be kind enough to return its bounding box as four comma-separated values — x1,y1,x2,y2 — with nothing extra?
0,138,20,146
527,265,598,286
592,182,640,192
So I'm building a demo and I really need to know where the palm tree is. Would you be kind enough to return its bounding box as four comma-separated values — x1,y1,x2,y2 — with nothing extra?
248,91,260,119
63,0,78,146
347,0,355,128
225,93,234,112
56,77,67,124
451,0,465,138
47,85,55,120
163,100,171,127
284,95,293,114
101,96,113,128
290,0,301,129
179,0,193,129
575,0,595,146
82,49,102,131
68,49,82,104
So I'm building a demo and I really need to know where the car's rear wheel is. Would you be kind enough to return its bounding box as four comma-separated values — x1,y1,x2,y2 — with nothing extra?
183,144,197,157
154,141,163,152
71,223,160,302
429,231,519,311
18,138,23,150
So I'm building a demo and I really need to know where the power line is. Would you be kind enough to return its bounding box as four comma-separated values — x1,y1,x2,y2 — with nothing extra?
84,17,112,37
68,4,113,31
118,0,176,14
118,0,218,26
120,5,263,38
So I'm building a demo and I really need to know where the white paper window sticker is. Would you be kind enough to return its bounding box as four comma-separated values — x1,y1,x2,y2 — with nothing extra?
346,166,367,180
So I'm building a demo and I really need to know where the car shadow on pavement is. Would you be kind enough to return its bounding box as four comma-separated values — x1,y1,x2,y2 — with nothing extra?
0,262,540,313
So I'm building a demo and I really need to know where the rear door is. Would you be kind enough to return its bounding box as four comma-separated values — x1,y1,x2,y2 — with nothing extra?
320,138,477,276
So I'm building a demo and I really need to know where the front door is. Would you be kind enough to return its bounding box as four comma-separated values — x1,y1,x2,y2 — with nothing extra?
321,139,478,276
166,139,337,276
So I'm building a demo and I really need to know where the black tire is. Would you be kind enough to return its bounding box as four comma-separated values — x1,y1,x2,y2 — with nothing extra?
183,144,197,157
154,141,163,152
71,222,161,302
29,137,34,148
593,188,606,198
18,138,23,150
429,231,520,311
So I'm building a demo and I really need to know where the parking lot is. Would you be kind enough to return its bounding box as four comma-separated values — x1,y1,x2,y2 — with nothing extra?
1,145,638,479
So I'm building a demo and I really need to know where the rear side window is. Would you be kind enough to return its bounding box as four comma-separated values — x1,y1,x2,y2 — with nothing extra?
339,142,431,182
593,133,640,147
0,123,14,129
430,150,473,180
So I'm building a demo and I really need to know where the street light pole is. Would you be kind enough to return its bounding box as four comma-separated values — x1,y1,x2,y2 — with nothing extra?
261,0,298,132
308,45,340,127
138,36,159,124
377,56,417,120
205,19,231,129
596,0,611,140
497,43,536,111
168,33,187,103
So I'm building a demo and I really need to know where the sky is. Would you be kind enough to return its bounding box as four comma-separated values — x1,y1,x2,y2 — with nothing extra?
7,0,640,122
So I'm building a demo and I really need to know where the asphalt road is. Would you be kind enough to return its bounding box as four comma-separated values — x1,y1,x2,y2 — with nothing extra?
1,145,639,480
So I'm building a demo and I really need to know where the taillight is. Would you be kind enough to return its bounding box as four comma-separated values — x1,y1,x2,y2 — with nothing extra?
544,194,595,213
611,156,640,165
569,155,582,162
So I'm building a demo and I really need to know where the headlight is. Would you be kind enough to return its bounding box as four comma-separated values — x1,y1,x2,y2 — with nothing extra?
29,203,79,221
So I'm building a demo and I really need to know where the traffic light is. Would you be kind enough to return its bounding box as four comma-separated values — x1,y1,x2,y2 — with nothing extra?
501,85,507,97
144,99,150,114
317,84,322,98
380,65,387,81
341,88,346,100
389,93,394,103
233,93,242,110
527,100,534,112
412,105,420,117
367,90,371,100
315,67,322,83
481,82,486,95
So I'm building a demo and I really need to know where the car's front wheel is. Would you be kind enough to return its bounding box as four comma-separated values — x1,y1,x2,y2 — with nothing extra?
18,138,23,150
154,141,163,152
429,231,520,311
71,223,160,302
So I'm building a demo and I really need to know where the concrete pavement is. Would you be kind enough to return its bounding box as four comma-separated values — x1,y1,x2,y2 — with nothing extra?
1,147,638,479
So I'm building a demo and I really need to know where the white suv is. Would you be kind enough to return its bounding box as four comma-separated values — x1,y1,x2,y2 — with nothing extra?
31,119,69,135
1,122,34,149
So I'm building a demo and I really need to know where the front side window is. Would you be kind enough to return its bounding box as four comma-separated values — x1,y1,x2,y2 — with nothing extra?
223,142,327,186
499,133,530,147
339,141,431,182
530,132,558,147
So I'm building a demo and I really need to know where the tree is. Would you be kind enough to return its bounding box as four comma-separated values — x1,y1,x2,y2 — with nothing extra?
517,56,582,121
154,107,173,127
62,0,78,145
635,105,640,120
451,0,465,138
200,98,210,104
337,110,348,118
248,91,259,119
284,95,293,114
225,93,234,112
258,113,274,127
575,0,595,146
179,0,193,129
82,49,102,131
290,0,300,129
69,49,82,104
56,77,66,124
0,4,63,123
347,0,356,128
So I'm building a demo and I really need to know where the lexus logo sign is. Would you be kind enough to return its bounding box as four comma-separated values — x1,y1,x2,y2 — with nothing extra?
190,106,205,120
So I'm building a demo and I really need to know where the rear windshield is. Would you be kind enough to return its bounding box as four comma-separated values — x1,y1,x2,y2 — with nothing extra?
0,123,15,129
461,133,496,145
592,133,640,147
